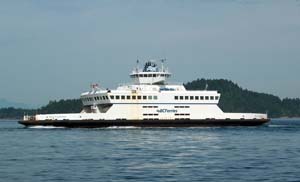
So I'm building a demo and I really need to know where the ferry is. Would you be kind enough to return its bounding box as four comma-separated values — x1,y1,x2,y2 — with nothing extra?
19,60,269,127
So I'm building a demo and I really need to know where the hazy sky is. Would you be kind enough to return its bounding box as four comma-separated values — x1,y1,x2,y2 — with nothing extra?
0,0,299,106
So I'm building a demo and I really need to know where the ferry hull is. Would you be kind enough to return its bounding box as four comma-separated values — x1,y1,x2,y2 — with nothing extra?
19,119,270,128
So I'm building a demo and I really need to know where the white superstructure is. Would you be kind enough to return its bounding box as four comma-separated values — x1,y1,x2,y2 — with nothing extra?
27,60,268,122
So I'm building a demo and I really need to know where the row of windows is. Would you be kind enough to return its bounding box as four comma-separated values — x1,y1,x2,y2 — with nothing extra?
174,106,190,108
131,74,170,78
174,96,219,101
143,113,159,116
82,96,109,102
83,95,158,102
95,96,109,101
143,106,158,108
83,98,93,102
110,95,158,100
84,95,219,102
175,113,190,116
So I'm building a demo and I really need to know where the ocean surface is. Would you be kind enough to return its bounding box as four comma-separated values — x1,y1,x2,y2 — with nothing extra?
0,119,300,182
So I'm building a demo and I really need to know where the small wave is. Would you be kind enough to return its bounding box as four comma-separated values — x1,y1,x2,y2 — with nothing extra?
106,126,141,129
267,124,288,128
29,126,65,129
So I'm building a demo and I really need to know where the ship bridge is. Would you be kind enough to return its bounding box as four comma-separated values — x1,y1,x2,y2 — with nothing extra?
130,60,171,85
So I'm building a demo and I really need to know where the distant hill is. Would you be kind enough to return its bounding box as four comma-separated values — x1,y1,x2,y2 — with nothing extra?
0,99,82,119
0,99,31,109
0,79,299,119
184,79,300,118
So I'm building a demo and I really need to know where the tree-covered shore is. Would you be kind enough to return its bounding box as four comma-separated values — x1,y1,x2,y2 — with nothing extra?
0,79,299,119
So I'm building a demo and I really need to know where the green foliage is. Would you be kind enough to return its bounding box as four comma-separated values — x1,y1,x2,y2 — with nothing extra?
0,107,35,119
0,99,82,119
184,79,299,118
38,99,82,114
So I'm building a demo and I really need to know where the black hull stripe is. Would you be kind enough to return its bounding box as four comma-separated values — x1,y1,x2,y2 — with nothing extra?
19,119,270,128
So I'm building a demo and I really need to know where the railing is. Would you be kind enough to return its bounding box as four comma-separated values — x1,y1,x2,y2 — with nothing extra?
24,115,36,121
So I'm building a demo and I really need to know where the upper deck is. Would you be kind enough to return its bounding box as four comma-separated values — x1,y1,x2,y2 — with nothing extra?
130,60,171,85
80,60,221,107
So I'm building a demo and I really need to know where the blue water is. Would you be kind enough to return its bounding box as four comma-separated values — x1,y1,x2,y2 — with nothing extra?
0,119,300,182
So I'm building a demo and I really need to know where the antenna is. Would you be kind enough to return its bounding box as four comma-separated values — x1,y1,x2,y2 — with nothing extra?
160,58,166,71
136,59,140,72
205,83,209,90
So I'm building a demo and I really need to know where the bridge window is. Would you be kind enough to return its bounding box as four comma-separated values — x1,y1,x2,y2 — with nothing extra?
106,96,109,100
180,96,183,100
200,96,204,100
132,96,136,100
185,96,189,100
195,96,199,100
153,96,158,100
190,96,194,100
126,95,130,100
210,96,214,100
143,96,147,100
116,95,120,100
205,96,209,100
215,96,219,100
121,96,125,100
110,95,114,100
138,96,142,100
175,96,178,100
148,96,152,100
